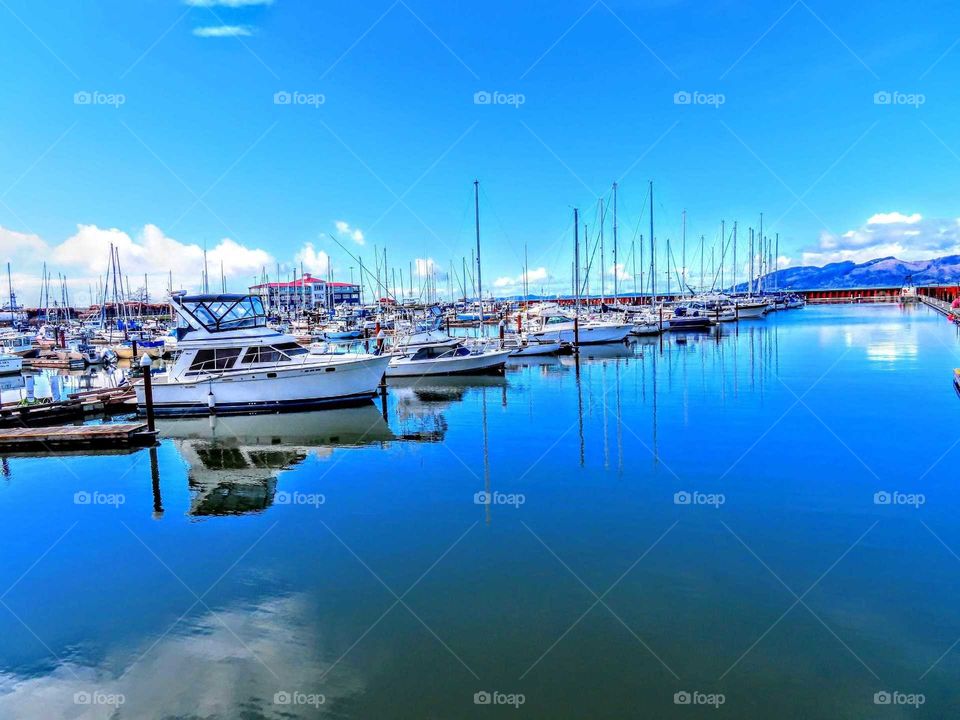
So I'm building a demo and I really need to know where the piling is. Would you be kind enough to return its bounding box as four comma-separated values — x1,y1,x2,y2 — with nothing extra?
140,354,155,432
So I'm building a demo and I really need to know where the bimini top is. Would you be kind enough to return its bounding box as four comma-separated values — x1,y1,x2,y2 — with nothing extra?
173,293,267,333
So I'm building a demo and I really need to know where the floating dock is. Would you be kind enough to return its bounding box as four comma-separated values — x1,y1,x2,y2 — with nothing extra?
0,387,135,428
0,423,156,451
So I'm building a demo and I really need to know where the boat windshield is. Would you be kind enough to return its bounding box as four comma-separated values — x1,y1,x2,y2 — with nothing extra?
179,295,267,332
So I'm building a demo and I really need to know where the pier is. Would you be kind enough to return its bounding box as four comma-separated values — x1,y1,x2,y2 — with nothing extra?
0,423,155,451
0,387,135,428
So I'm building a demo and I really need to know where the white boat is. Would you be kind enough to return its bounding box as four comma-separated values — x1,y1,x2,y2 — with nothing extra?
526,311,632,345
133,293,390,416
0,353,22,375
735,299,769,318
505,337,564,356
386,342,513,378
0,331,33,357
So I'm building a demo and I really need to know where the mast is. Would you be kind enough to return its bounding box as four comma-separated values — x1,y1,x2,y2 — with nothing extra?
6,262,13,317
573,208,581,314
720,220,725,292
599,198,605,304
632,238,637,298
759,212,764,294
732,222,738,295
775,232,780,291
474,179,482,303
681,209,686,294
612,182,619,302
524,243,529,299
749,228,754,296
649,180,655,307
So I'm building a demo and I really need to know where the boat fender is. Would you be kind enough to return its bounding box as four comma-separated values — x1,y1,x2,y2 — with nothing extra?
207,391,216,415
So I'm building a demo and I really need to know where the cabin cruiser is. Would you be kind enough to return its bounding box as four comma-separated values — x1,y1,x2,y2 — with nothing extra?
503,336,565,356
667,304,714,330
0,331,34,357
386,341,513,377
0,353,22,375
785,294,805,309
134,293,390,416
525,309,632,345
735,298,770,318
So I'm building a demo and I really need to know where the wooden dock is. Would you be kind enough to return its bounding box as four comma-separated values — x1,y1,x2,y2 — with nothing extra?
0,423,156,451
0,387,135,428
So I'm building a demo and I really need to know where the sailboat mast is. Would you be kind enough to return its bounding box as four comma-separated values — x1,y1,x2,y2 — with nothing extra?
649,180,655,307
612,182,618,302
775,232,779,291
474,179,482,303
599,199,605,304
681,209,686,294
732,222,738,295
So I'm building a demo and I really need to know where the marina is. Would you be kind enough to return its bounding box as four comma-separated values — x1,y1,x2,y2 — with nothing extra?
1,303,959,717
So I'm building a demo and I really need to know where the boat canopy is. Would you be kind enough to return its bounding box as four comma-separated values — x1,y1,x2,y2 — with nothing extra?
175,294,267,332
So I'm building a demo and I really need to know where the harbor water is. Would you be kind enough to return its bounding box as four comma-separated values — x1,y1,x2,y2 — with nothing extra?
1,303,959,718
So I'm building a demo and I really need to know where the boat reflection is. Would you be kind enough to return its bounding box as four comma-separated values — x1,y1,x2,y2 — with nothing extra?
157,404,398,517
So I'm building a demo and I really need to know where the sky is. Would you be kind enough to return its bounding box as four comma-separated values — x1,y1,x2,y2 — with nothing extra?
2,0,960,304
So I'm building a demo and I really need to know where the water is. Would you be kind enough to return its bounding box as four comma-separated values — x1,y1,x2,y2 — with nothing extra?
1,304,959,718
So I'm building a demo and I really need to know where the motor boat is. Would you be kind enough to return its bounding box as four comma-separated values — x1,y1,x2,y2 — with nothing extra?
0,331,34,357
785,294,806,309
0,353,22,375
504,336,564,356
667,304,713,330
386,341,513,377
525,310,632,345
735,298,770,318
133,293,390,416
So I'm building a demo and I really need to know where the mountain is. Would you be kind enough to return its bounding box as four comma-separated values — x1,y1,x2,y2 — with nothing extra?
743,256,960,291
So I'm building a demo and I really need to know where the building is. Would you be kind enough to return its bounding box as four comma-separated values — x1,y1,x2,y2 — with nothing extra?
248,274,361,311
326,282,361,306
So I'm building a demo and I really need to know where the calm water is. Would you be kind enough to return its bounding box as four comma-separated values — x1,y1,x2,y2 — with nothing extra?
2,304,960,718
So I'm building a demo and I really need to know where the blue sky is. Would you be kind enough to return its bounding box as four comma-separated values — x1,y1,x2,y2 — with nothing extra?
2,0,960,302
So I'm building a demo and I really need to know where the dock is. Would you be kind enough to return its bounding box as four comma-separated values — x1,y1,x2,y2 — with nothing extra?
0,387,135,428
919,295,954,318
0,423,156,451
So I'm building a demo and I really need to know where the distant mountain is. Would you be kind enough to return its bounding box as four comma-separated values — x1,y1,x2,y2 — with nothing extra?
741,256,960,291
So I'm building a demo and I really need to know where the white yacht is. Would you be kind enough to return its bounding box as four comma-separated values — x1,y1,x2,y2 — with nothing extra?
525,309,632,345
134,293,390,416
735,298,770,318
0,353,22,374
0,331,33,357
386,342,513,378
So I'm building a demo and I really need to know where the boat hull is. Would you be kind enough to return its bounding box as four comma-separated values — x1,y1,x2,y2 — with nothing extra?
0,355,23,375
736,303,768,318
528,323,632,345
386,349,512,378
135,355,390,416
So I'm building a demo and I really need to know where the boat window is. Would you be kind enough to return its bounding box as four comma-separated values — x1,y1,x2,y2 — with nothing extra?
273,341,309,356
181,296,267,332
189,347,242,372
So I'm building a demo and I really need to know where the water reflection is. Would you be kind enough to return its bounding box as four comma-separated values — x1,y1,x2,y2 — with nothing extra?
0,593,360,719
157,406,395,517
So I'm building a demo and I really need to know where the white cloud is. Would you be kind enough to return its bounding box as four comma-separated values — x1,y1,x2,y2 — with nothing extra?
493,267,549,291
335,220,364,245
0,227,48,263
414,258,435,277
607,263,631,281
867,211,922,225
186,0,272,6
802,211,960,266
295,242,331,277
192,25,253,37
